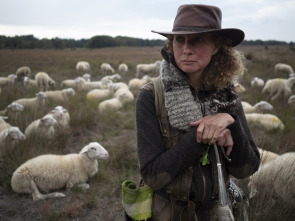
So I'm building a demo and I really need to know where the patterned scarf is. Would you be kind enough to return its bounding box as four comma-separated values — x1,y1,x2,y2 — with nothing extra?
160,60,238,131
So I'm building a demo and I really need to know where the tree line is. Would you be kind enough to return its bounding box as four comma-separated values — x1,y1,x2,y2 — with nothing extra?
0,34,292,49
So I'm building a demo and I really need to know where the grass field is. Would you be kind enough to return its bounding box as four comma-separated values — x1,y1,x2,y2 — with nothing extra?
0,45,294,221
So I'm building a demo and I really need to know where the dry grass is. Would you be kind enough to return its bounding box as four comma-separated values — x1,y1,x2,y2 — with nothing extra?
0,46,294,220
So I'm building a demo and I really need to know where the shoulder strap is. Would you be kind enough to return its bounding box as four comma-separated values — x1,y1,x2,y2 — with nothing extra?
151,76,163,117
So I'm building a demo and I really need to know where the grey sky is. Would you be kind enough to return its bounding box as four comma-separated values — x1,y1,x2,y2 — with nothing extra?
0,0,294,42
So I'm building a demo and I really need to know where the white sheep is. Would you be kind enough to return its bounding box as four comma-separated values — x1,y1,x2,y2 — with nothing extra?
114,87,134,104
46,106,70,131
245,113,284,131
15,66,31,82
0,127,26,158
128,75,152,92
288,95,295,106
262,77,295,101
100,63,115,75
44,88,76,103
248,152,295,207
11,142,109,200
60,76,85,88
0,74,16,87
136,60,161,78
35,72,56,91
241,101,273,113
250,77,265,88
0,102,24,117
98,92,130,114
274,63,294,75
14,91,46,110
23,76,38,89
101,73,122,82
75,77,108,92
87,83,116,103
76,61,91,74
118,63,128,74
24,115,57,139
0,117,11,132
82,73,91,82
258,147,279,165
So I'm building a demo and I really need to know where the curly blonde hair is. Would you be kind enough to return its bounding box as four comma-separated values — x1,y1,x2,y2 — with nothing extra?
165,35,245,89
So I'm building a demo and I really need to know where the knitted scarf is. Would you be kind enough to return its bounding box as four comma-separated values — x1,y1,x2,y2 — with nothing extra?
160,60,238,131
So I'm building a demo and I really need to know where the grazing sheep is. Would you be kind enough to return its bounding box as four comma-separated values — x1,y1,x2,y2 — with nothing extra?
136,60,161,78
241,101,273,113
11,142,109,200
35,72,56,91
101,73,122,82
44,88,76,103
248,152,295,207
46,106,70,131
23,76,38,89
76,61,91,74
258,147,279,165
245,113,284,131
0,127,26,158
75,77,108,92
0,102,24,116
100,63,115,75
60,76,85,88
16,66,31,82
274,63,294,75
24,115,57,139
87,83,116,103
98,92,130,114
118,63,128,74
288,95,295,106
0,74,16,87
250,77,264,88
14,91,46,110
82,73,91,82
262,77,295,101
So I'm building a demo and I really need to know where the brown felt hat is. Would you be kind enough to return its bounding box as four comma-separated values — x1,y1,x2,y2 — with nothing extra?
152,4,245,47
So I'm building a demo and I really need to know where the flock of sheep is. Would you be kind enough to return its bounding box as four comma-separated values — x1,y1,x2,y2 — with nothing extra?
0,59,160,201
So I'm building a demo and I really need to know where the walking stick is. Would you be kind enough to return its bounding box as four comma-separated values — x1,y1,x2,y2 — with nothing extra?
213,143,235,221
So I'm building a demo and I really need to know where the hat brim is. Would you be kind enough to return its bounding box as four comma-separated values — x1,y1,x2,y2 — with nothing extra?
151,28,244,47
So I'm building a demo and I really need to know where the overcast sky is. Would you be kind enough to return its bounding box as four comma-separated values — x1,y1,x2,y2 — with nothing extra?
0,0,294,42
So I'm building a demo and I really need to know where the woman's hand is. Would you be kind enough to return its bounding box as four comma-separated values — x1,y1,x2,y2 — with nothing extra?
190,113,235,154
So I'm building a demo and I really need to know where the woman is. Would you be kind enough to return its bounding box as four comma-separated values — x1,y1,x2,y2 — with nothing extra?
135,4,260,221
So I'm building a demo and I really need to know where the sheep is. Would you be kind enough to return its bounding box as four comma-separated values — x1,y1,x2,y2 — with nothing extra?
288,95,295,106
35,72,56,91
23,76,38,89
100,63,115,75
258,147,279,165
0,74,16,87
15,66,31,82
24,115,57,139
75,77,108,92
44,88,76,103
248,152,295,207
101,73,122,82
245,113,284,131
250,77,264,88
0,127,26,158
11,142,109,200
118,63,128,74
0,117,12,132
114,88,134,104
76,61,91,74
274,63,294,75
128,75,152,92
82,73,91,82
262,77,295,101
0,102,24,116
46,106,70,131
98,92,130,114
87,83,116,103
14,91,46,110
136,60,161,78
241,101,273,113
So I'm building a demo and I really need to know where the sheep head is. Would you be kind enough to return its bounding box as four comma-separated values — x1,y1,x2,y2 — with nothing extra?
79,142,109,160
5,127,26,140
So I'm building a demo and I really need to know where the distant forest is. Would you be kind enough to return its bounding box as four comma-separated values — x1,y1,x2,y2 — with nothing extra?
0,34,293,49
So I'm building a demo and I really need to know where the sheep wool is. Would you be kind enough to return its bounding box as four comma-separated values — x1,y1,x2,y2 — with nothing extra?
136,61,161,78
35,72,56,91
0,74,15,87
262,77,295,101
25,115,57,139
274,63,294,75
11,142,109,200
76,61,91,74
245,113,284,131
241,101,273,113
14,91,46,110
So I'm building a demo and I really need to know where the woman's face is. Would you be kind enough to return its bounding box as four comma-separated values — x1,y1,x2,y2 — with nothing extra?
172,34,218,76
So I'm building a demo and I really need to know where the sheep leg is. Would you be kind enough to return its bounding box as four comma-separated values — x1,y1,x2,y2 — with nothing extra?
29,180,65,200
77,183,90,190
